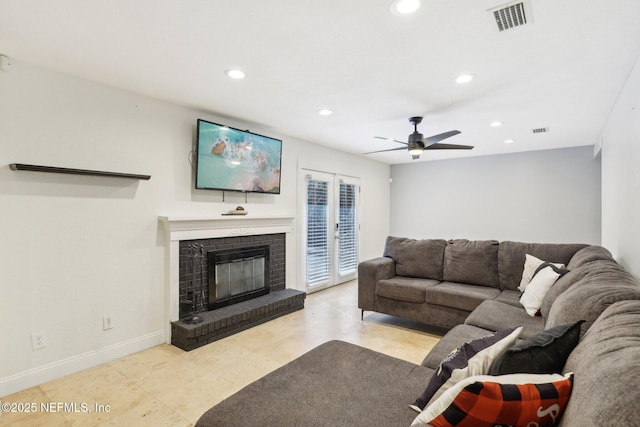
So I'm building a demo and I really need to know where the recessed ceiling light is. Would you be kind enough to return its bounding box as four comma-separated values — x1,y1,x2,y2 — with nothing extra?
490,121,503,127
455,74,475,84
317,108,334,116
390,0,421,15
504,139,515,144
225,69,246,79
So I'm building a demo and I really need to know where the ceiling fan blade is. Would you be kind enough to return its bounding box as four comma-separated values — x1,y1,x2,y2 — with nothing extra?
363,147,408,154
424,143,474,150
374,136,408,145
423,130,461,145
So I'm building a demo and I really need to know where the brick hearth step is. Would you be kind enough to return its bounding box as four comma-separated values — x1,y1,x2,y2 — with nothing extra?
171,289,306,351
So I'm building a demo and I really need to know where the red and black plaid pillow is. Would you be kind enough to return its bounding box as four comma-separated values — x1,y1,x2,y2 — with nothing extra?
412,373,574,427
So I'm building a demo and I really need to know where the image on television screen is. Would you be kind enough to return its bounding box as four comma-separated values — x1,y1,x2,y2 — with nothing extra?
196,119,282,194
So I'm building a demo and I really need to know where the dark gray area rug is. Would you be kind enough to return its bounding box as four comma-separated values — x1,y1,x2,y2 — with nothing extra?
196,340,434,427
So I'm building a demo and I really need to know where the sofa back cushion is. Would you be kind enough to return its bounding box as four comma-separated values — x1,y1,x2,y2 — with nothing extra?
559,300,640,426
545,265,640,336
539,259,619,320
566,245,615,269
383,236,447,280
497,241,587,291
443,240,499,288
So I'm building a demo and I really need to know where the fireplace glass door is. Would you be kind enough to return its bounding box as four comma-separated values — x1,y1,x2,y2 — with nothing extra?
208,246,269,309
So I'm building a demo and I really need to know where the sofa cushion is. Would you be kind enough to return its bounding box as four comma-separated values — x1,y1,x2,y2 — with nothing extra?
545,266,640,336
494,289,522,307
560,301,640,426
464,300,544,339
412,373,574,427
410,327,522,411
443,240,499,288
383,236,447,280
489,320,583,375
566,245,615,269
539,259,619,320
426,282,500,312
497,241,586,291
376,277,439,303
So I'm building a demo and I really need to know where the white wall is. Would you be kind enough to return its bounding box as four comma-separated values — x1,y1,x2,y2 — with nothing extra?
0,60,390,395
601,56,640,277
390,146,601,244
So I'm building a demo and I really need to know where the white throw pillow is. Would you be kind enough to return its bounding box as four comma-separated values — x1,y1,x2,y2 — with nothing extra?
519,254,565,292
520,266,561,316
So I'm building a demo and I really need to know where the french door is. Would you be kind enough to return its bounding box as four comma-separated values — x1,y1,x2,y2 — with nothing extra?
302,170,360,292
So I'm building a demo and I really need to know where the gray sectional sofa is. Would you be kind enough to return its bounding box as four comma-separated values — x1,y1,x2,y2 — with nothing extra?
197,237,640,426
358,237,593,334
357,236,640,425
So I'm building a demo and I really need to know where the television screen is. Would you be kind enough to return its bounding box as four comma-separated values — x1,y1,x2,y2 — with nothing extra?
195,119,282,194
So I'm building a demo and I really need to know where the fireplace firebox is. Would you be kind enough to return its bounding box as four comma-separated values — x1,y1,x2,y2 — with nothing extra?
208,246,270,310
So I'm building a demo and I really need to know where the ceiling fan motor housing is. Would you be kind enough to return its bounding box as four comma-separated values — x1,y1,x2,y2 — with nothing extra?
408,132,423,149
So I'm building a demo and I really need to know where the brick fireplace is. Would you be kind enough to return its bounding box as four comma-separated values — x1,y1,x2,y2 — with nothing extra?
159,216,305,351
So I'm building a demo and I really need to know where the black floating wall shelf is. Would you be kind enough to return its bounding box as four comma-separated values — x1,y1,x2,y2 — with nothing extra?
9,163,151,180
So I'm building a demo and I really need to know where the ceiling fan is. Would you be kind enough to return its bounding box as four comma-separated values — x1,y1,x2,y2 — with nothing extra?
365,116,474,160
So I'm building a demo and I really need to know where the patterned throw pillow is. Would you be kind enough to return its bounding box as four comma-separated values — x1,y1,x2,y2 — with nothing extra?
410,327,522,412
411,373,574,427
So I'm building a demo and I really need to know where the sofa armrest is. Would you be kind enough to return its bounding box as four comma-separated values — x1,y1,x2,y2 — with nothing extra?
358,257,395,311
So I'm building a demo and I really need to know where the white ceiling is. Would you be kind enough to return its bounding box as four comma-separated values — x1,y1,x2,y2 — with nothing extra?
2,0,640,164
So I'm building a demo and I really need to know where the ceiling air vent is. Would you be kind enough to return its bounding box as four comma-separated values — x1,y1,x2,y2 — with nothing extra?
490,1,531,32
532,127,549,134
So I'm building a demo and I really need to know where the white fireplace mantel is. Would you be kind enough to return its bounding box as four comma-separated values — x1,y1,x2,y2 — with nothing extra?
159,215,295,241
159,215,295,343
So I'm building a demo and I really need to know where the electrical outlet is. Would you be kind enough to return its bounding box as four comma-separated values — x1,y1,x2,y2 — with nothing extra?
31,331,47,350
103,315,113,330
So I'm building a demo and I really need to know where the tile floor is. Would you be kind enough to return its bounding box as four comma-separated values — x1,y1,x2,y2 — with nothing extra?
0,280,443,426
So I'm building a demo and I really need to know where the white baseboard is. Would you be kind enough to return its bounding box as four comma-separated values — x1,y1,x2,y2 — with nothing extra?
0,330,165,397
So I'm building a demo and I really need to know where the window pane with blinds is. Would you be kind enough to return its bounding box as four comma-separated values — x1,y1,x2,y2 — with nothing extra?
306,179,330,285
338,182,358,275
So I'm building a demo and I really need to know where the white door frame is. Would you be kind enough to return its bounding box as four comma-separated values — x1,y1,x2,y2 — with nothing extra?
299,167,361,293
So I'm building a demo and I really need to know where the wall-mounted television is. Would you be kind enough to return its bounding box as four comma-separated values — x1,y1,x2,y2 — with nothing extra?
195,119,282,194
